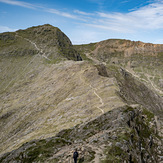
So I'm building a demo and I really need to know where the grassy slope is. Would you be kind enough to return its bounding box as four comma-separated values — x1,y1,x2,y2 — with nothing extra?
0,59,125,156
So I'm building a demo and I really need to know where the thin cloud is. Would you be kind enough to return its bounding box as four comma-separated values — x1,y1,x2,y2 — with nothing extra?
47,9,78,19
46,9,88,21
90,1,163,33
74,10,94,16
120,0,130,3
0,25,17,33
0,0,85,21
1,0,163,34
0,0,36,9
85,22,134,33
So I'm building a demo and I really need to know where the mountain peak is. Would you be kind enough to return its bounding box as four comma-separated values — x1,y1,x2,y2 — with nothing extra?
0,24,81,61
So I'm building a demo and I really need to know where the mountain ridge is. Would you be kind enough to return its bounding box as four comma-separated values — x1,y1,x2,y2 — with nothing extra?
0,24,162,163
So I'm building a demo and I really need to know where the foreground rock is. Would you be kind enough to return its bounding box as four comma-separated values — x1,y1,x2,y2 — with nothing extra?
0,105,162,163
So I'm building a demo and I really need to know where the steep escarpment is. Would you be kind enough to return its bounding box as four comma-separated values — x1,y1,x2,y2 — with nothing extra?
0,105,162,163
97,64,163,118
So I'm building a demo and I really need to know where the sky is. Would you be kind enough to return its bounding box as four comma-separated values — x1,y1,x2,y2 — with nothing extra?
0,0,163,44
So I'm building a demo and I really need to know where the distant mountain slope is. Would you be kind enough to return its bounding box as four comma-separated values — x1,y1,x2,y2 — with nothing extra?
74,39,163,96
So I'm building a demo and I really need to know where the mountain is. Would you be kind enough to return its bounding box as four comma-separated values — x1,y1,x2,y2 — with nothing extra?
74,39,163,97
0,24,81,60
0,24,162,163
0,24,82,94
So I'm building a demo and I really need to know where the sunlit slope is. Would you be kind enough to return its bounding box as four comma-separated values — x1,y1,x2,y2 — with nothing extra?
0,60,125,155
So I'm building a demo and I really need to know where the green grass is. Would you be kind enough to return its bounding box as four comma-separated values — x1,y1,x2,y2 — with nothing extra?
101,145,128,163
142,108,154,123
44,57,64,64
123,106,134,113
13,137,70,163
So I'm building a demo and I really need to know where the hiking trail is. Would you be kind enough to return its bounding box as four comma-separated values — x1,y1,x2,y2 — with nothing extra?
3,34,51,91
79,68,104,114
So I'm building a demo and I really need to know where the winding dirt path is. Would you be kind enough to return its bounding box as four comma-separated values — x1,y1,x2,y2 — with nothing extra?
85,53,106,65
23,38,51,61
4,34,52,91
79,68,104,114
88,144,104,163
92,87,104,114
145,73,163,95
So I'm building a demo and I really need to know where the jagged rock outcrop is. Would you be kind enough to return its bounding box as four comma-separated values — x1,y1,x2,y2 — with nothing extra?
0,105,162,163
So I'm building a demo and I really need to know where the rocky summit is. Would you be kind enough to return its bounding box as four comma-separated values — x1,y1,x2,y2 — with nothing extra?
0,24,162,163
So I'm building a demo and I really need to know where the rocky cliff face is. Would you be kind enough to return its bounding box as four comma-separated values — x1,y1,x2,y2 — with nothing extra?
0,25,163,163
92,39,163,58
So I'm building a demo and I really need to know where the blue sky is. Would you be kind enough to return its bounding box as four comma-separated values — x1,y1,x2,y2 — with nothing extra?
0,0,163,44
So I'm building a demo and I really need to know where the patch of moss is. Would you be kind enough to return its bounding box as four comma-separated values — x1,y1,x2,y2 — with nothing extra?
49,158,60,163
74,43,96,53
44,57,63,64
142,108,154,122
85,150,95,162
0,153,10,163
158,52,163,59
101,145,127,163
56,128,73,140
123,106,134,113
117,131,131,142
13,137,70,163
